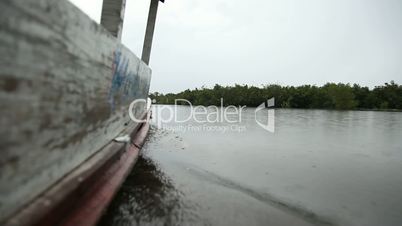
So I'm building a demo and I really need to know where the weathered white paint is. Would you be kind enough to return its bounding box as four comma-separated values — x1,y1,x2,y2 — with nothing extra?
101,0,126,40
0,0,151,222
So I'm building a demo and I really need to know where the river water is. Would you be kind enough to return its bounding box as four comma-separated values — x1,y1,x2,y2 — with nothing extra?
99,105,402,226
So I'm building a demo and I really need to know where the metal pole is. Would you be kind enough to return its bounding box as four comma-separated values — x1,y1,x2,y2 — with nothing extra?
141,0,160,65
100,0,127,40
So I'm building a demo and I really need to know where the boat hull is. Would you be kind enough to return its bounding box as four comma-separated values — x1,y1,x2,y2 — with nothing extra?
0,0,151,223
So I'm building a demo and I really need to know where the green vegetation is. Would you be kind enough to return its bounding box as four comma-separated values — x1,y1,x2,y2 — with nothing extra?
150,81,402,110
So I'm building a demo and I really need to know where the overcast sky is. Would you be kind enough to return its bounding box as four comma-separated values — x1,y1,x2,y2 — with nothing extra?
70,0,402,93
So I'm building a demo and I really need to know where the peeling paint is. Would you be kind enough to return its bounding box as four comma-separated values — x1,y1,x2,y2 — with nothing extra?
0,0,151,222
108,49,141,111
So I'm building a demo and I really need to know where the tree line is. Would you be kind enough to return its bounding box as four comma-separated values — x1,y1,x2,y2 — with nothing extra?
150,81,402,110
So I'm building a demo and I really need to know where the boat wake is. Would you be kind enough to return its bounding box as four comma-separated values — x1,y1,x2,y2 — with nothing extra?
182,164,336,226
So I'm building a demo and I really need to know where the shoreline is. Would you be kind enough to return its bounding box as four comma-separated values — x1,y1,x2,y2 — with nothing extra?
151,104,402,113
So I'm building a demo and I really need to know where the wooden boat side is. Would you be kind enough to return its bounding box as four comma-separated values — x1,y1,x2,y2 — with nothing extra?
0,0,151,223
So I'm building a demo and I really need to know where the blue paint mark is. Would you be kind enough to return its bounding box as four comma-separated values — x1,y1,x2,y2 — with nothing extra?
108,49,141,111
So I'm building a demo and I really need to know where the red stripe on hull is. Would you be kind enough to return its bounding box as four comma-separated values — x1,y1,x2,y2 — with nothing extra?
58,113,150,226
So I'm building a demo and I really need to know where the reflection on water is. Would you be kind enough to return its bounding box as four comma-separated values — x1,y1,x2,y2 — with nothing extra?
100,107,402,226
